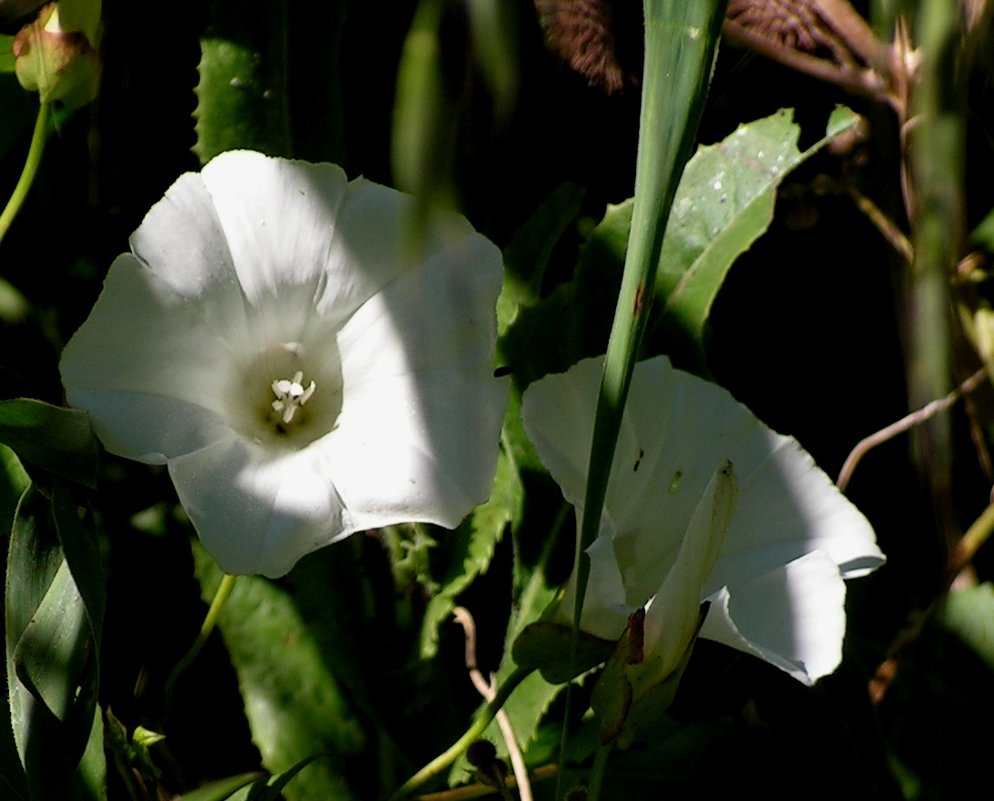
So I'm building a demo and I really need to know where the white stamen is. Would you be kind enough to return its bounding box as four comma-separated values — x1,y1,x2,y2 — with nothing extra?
271,370,317,425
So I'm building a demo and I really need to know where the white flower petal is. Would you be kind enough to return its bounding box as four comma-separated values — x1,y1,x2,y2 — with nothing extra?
522,354,884,683
321,368,504,530
60,253,237,462
642,462,737,676
61,151,507,577
168,436,349,578
700,550,847,684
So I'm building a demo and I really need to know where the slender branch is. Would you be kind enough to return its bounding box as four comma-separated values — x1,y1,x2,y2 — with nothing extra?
164,573,237,707
722,18,892,106
412,765,558,801
453,607,532,801
389,667,534,801
0,102,51,247
837,367,986,491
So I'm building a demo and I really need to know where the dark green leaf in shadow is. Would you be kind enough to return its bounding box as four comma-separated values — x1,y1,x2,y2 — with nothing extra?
194,548,365,801
6,483,105,800
512,621,614,685
498,201,626,388
0,399,98,488
943,582,994,669
173,771,264,801
498,182,585,336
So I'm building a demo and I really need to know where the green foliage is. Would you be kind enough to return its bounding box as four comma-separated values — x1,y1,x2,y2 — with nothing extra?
654,105,859,374
194,549,366,801
420,441,524,658
0,400,98,488
5,482,105,800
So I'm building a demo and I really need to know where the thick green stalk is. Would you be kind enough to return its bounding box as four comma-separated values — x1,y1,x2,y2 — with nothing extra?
568,0,728,697
906,0,965,545
557,3,727,795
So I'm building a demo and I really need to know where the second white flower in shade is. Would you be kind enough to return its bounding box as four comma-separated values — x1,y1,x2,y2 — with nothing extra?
521,356,885,686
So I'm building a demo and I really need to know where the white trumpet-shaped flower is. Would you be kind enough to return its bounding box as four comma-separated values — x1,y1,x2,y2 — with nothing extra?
522,356,884,685
61,151,508,578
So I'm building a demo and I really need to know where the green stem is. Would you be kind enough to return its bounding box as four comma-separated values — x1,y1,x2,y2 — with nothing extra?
586,743,612,801
556,1,727,797
164,573,237,707
388,666,533,801
0,102,51,247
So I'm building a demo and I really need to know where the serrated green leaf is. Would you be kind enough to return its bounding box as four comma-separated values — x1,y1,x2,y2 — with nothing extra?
195,549,365,801
420,442,523,658
653,106,859,373
193,0,291,163
0,399,98,488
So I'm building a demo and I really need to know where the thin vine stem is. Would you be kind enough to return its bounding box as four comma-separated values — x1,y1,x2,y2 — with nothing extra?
164,572,237,708
388,666,534,801
0,102,51,248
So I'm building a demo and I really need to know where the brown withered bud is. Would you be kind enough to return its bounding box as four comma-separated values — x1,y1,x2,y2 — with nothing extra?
535,0,625,94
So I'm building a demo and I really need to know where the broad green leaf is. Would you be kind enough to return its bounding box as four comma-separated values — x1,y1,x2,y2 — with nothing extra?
420,442,524,658
195,549,366,801
194,0,291,162
0,399,98,488
654,106,860,373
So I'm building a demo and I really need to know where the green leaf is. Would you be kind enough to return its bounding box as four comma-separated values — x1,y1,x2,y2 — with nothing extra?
0,399,98,488
420,442,524,658
0,35,15,72
174,772,264,801
498,203,626,389
512,622,614,685
5,484,105,801
654,106,860,373
498,182,585,336
943,582,994,669
194,549,366,801
236,755,321,801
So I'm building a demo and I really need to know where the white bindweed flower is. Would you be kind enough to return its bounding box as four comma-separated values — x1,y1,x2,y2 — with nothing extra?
522,356,885,685
61,151,508,578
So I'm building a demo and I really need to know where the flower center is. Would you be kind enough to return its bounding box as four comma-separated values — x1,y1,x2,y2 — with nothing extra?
226,341,343,449
271,371,316,425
